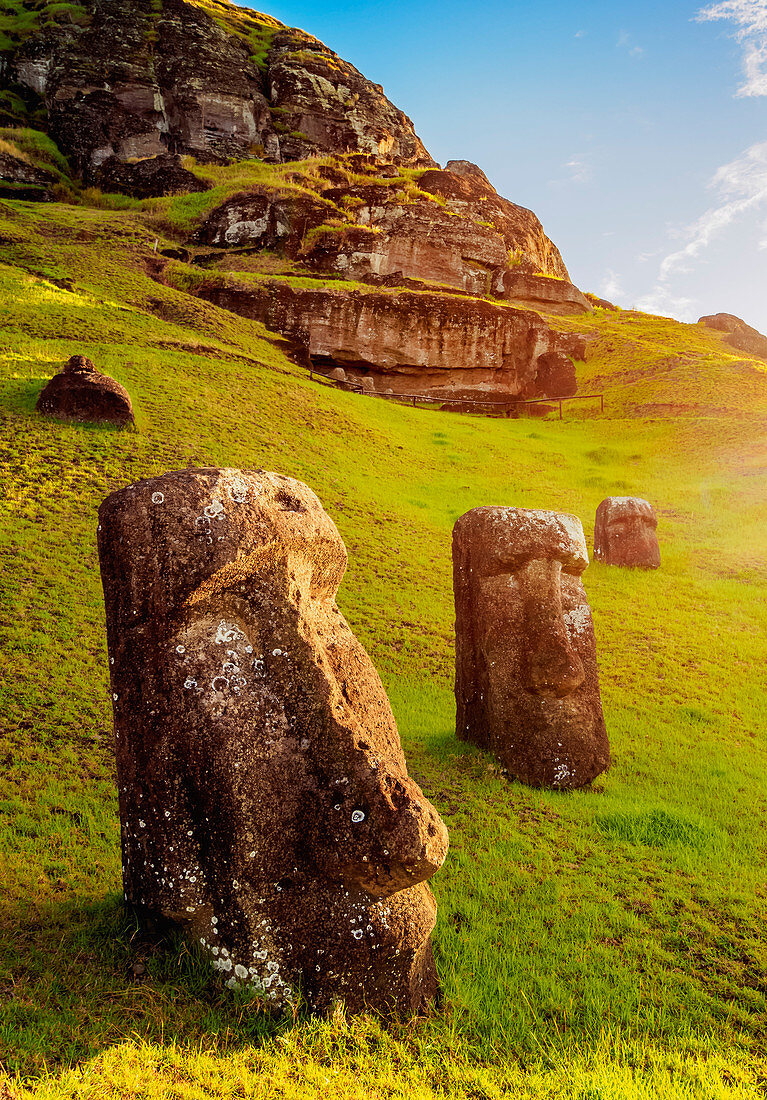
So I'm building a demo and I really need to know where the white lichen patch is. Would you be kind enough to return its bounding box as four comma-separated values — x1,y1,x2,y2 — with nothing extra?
563,604,592,637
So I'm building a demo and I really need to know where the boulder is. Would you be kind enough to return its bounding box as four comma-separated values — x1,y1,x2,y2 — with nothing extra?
698,313,767,360
198,280,578,402
36,355,134,426
453,507,610,789
594,497,660,569
97,467,448,1014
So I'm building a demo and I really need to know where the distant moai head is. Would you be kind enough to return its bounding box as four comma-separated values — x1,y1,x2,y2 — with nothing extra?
453,507,609,789
594,497,660,569
98,468,448,1014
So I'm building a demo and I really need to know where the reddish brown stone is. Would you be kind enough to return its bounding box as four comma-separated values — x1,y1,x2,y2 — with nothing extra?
36,356,134,426
97,468,448,1013
698,313,767,360
197,280,577,402
453,507,609,789
500,273,592,316
594,497,660,569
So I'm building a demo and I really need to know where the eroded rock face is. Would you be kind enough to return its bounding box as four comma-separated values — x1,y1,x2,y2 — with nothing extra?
11,0,280,186
95,153,210,199
594,497,660,569
699,313,767,361
193,188,336,250
198,280,578,400
0,150,58,201
453,507,609,789
9,0,433,192
500,273,592,316
36,355,134,426
418,169,570,281
266,29,434,166
97,467,448,1013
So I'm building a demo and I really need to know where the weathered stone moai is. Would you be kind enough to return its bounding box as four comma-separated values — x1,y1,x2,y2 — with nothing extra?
594,497,660,569
453,507,610,789
36,355,134,427
98,468,448,1013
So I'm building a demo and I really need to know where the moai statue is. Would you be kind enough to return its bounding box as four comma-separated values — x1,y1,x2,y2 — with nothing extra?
453,507,609,789
594,497,660,569
98,468,448,1013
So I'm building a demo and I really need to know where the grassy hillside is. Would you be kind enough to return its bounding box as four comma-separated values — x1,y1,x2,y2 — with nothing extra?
1,184,767,1100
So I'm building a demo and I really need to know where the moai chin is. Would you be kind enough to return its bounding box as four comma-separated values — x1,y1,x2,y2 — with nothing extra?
98,468,448,1014
453,507,610,789
594,497,660,569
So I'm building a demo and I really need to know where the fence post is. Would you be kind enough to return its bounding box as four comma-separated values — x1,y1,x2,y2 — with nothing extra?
601,394,604,413
559,400,563,420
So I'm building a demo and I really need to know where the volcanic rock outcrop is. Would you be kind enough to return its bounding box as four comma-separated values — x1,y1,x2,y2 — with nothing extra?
6,0,432,191
0,149,58,201
36,355,134,426
594,497,660,569
97,467,448,1013
699,313,767,361
194,162,585,303
453,507,610,789
198,280,581,399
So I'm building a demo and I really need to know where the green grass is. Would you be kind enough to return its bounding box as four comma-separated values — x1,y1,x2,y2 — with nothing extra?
0,191,766,1098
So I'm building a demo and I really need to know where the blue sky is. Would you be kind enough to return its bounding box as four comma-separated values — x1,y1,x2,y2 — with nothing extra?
253,0,767,332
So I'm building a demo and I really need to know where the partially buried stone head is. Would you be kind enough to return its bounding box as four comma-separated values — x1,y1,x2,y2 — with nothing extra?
97,467,448,1015
453,506,610,789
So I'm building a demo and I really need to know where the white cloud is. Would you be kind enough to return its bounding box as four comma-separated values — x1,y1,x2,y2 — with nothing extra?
601,269,624,299
617,30,644,55
564,154,592,183
696,0,767,96
637,141,767,318
575,29,587,38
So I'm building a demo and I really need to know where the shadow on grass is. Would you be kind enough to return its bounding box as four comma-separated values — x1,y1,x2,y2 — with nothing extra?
0,893,289,1080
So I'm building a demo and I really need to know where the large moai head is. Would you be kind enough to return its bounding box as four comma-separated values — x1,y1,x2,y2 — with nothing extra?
98,468,448,1014
594,497,660,569
453,507,610,789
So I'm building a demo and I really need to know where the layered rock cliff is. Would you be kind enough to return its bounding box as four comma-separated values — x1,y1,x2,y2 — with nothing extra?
1,0,591,404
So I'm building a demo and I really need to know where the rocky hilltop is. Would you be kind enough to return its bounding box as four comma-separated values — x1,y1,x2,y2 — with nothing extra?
0,0,592,403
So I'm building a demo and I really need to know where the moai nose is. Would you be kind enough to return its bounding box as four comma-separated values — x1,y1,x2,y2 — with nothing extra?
519,559,585,698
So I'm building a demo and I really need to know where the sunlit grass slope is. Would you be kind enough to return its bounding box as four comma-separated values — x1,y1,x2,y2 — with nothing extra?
1,192,766,1100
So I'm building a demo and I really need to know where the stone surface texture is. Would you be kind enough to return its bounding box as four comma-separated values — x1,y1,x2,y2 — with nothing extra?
97,467,448,1014
8,0,432,192
36,355,134,426
0,150,58,201
500,273,592,316
198,280,580,400
193,164,576,294
594,497,660,569
698,313,767,361
453,507,610,789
